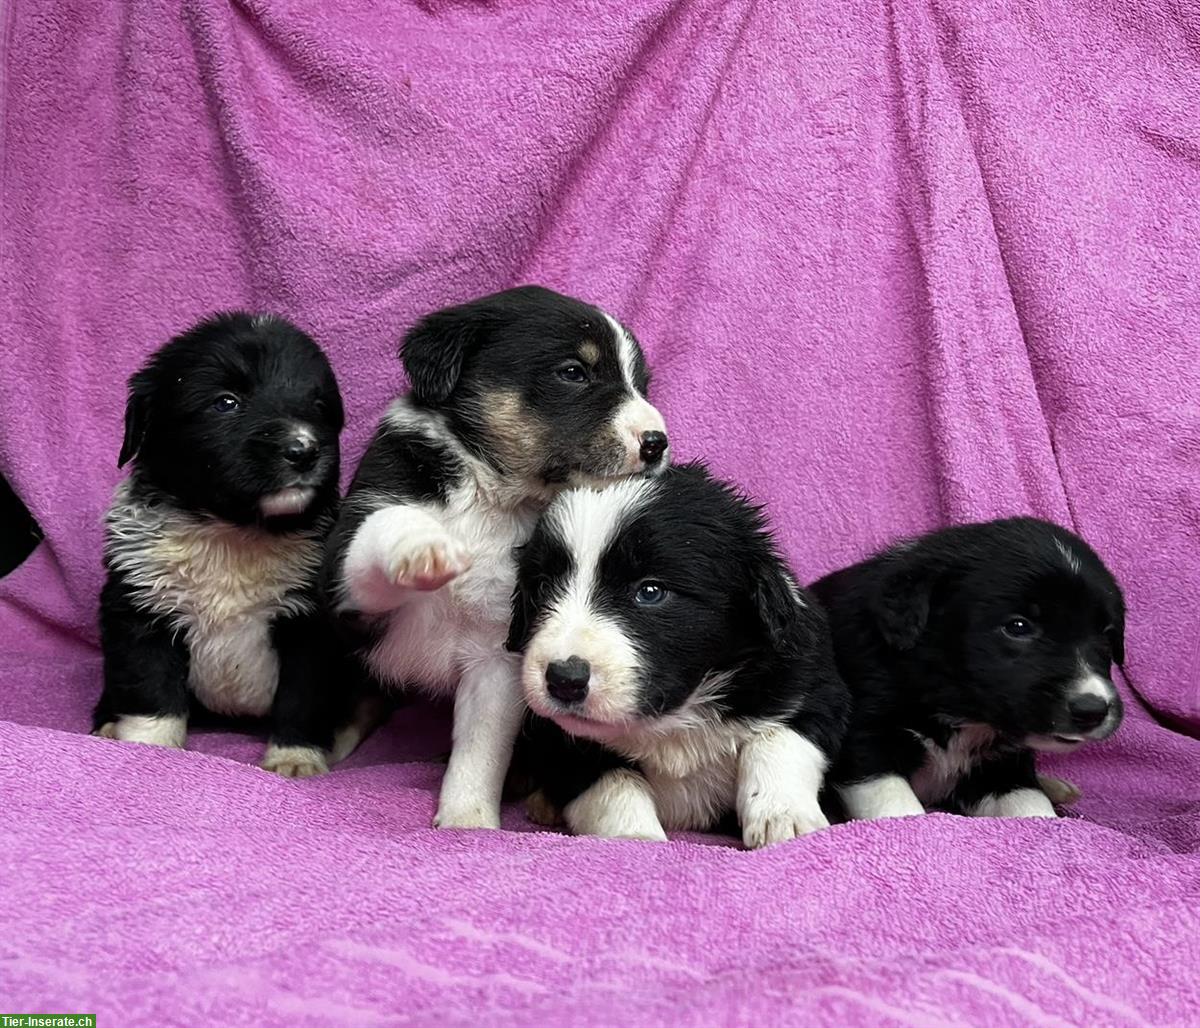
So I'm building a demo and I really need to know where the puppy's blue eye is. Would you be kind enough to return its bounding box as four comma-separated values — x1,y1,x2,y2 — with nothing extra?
634,581,667,606
1003,617,1035,638
556,364,588,384
212,394,240,413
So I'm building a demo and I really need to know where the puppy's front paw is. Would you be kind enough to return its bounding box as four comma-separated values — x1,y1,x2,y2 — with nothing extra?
386,533,473,592
93,722,119,740
742,803,829,850
262,744,329,779
434,802,501,830
1038,774,1082,806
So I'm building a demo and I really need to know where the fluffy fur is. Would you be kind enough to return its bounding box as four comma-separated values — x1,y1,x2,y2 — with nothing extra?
810,517,1126,820
507,463,851,849
323,285,669,830
94,313,370,775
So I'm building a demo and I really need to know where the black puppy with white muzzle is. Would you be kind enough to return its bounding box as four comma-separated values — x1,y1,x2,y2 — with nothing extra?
323,285,669,831
95,313,362,777
507,463,850,848
812,517,1125,820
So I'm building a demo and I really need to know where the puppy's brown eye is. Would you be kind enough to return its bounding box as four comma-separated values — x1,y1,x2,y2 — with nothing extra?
212,394,240,413
556,364,588,384
1003,617,1035,639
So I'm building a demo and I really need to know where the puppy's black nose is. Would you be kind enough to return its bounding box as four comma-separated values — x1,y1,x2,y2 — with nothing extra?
639,431,668,465
283,435,318,471
545,657,590,704
1067,692,1110,731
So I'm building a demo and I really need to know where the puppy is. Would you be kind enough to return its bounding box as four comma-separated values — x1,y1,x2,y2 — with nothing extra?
811,517,1125,820
507,463,851,848
323,285,669,829
95,313,359,777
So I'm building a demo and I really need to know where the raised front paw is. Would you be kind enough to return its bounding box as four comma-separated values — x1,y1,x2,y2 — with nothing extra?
741,802,829,850
261,744,329,779
386,532,473,592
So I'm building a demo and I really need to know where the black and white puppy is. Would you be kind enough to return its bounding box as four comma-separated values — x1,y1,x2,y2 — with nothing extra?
323,285,669,830
95,313,356,777
507,463,850,848
811,517,1126,820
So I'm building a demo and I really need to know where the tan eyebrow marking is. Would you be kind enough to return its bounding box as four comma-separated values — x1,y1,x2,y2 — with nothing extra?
579,341,601,365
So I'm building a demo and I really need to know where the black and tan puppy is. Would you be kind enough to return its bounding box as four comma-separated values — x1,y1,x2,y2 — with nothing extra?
94,313,363,776
323,286,669,830
812,517,1125,820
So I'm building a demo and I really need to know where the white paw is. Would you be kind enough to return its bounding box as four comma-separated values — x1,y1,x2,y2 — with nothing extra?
609,822,669,843
434,802,501,830
742,803,829,850
261,745,329,779
1038,774,1082,806
385,532,472,592
93,722,119,739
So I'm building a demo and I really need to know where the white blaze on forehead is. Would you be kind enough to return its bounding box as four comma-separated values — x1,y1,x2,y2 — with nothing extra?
603,312,642,394
601,312,667,472
524,478,659,725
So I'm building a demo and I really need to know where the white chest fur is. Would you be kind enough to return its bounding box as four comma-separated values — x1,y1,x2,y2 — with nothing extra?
611,711,767,832
365,478,540,694
106,483,322,717
909,724,997,804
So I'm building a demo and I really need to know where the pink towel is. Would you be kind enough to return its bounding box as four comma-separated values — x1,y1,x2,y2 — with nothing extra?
2,0,1198,1023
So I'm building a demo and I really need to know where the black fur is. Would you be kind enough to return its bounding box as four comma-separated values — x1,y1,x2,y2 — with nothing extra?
95,313,353,757
511,462,850,820
321,284,669,650
811,516,1126,814
402,284,656,481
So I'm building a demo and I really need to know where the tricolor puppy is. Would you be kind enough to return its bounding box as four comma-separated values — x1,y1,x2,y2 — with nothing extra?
812,517,1125,820
507,464,850,848
324,285,669,830
95,313,361,777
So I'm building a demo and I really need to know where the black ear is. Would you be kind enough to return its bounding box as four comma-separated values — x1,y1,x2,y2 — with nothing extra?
400,305,482,404
871,558,935,650
752,562,810,660
117,370,154,468
505,576,537,654
1107,595,1126,666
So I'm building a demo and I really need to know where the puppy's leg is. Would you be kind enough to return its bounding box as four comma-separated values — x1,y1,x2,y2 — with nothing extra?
262,612,337,779
971,789,1057,818
435,658,523,830
564,768,667,842
737,727,830,849
341,504,473,614
94,582,190,749
961,750,1057,819
838,775,926,820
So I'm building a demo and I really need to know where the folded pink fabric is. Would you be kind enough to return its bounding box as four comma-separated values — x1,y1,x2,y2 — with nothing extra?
2,0,1198,1023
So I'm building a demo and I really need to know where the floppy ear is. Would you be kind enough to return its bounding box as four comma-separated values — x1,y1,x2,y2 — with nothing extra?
505,577,537,654
1107,596,1126,666
751,562,810,660
117,370,154,468
871,558,936,650
400,305,482,404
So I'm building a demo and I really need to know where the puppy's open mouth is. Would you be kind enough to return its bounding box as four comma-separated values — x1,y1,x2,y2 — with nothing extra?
259,487,315,518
